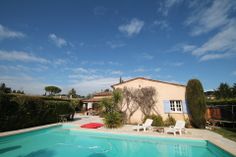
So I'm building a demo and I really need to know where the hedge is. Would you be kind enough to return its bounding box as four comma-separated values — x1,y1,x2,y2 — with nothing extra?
0,92,75,132
206,99,236,106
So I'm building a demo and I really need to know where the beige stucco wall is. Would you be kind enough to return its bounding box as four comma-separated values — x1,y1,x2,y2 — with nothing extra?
113,78,188,123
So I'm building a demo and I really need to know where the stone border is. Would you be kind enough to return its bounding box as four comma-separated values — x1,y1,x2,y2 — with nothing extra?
0,123,62,137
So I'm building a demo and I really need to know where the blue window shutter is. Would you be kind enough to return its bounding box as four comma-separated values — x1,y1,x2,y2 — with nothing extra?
163,100,171,113
182,100,188,113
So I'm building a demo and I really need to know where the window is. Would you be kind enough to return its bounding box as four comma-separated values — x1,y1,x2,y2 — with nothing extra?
169,100,182,112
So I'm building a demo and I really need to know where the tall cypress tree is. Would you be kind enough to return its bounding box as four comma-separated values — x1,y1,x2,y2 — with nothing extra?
186,79,206,128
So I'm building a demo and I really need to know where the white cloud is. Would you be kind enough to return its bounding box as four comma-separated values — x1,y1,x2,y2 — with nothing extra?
69,77,120,95
158,0,183,16
48,33,67,48
191,21,236,61
154,68,161,72
0,64,48,72
106,41,126,49
0,75,48,95
141,53,154,60
80,60,121,66
108,61,122,66
54,59,67,65
73,67,90,73
182,44,196,52
0,24,25,40
0,65,30,72
152,20,171,30
67,67,128,95
186,0,235,36
79,42,85,47
200,52,233,61
171,62,184,66
184,0,236,62
118,18,144,37
134,68,146,72
164,61,184,67
232,70,236,76
111,70,123,75
0,50,49,63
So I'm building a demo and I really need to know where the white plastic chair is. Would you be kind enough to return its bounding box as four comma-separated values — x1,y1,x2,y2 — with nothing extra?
166,120,186,135
133,119,153,132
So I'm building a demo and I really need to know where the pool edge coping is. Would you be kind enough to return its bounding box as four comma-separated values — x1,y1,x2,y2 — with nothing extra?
0,123,62,137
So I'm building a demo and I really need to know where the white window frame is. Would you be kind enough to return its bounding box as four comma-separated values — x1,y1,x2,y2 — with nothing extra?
169,100,183,113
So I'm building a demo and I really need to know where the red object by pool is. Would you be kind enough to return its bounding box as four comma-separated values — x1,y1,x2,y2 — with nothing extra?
80,123,104,129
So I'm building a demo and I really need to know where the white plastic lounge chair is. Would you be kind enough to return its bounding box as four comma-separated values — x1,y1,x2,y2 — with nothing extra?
166,120,186,135
133,119,153,132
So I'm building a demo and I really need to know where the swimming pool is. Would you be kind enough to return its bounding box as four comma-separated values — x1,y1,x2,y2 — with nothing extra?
0,125,234,157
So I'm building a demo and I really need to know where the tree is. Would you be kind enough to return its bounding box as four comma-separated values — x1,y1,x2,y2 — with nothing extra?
215,83,232,99
119,77,123,83
133,87,157,117
44,86,61,96
101,89,123,128
0,83,12,93
186,79,206,128
231,83,236,98
122,87,139,123
104,89,110,92
68,88,77,98
112,89,122,110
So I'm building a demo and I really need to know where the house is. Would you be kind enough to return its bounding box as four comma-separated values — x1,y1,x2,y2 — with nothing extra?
111,77,188,123
81,91,112,110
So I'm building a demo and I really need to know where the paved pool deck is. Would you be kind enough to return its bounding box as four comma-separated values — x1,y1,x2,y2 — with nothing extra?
0,114,236,156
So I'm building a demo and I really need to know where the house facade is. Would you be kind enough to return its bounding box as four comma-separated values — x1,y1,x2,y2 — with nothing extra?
112,77,188,123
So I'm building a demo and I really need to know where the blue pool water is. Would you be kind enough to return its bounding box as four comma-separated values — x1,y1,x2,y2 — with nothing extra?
0,125,234,157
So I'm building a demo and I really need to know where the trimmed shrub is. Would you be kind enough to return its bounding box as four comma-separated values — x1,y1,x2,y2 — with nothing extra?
101,90,124,128
104,112,123,128
144,114,164,126
164,115,176,126
0,94,75,132
186,79,206,128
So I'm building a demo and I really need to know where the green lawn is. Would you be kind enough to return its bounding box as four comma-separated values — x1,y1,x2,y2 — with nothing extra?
212,127,236,142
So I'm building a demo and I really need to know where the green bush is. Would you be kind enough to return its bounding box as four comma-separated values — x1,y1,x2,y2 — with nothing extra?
186,79,206,128
164,115,176,126
144,114,164,126
184,118,191,128
101,90,124,128
104,112,123,128
0,94,75,132
206,99,236,106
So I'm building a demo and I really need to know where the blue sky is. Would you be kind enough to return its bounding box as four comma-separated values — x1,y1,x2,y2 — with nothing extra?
0,0,236,95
